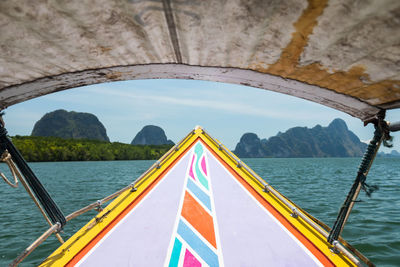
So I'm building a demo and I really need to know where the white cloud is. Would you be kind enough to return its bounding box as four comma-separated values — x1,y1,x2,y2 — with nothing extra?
83,87,327,120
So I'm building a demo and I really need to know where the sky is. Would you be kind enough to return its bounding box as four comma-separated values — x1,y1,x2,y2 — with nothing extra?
3,79,400,152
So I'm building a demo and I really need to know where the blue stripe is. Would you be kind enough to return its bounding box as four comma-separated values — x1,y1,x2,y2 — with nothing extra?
168,237,182,267
195,144,209,190
177,220,219,267
187,178,212,211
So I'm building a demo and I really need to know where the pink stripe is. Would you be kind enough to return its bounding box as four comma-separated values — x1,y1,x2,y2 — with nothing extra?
183,249,201,267
189,155,196,181
201,156,207,176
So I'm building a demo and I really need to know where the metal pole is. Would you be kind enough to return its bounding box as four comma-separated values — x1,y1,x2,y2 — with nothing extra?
10,223,61,267
328,121,385,244
66,185,132,221
10,159,64,243
66,129,196,221
0,124,66,227
388,121,400,132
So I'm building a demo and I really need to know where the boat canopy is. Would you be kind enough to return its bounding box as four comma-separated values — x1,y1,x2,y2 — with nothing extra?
0,0,399,121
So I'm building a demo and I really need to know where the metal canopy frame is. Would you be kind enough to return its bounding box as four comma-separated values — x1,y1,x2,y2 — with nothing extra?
0,64,381,121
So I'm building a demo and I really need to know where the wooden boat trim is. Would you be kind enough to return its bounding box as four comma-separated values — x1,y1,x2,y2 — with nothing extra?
40,127,361,266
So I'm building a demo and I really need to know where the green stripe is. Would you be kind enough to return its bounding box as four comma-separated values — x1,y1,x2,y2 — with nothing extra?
169,237,182,267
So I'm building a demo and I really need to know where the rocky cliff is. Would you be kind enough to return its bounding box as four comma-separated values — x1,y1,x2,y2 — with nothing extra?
131,125,174,145
31,109,110,141
234,119,367,158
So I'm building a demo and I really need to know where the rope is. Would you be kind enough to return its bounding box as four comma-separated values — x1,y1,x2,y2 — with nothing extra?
0,150,19,188
0,149,65,244
327,121,384,244
0,125,66,227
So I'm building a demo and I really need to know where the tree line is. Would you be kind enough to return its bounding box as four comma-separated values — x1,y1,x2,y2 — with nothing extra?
10,136,173,162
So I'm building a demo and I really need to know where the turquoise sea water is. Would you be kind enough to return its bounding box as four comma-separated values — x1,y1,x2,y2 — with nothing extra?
0,158,399,266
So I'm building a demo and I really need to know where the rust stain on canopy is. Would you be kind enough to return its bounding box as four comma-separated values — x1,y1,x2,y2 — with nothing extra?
264,0,400,109
0,0,399,121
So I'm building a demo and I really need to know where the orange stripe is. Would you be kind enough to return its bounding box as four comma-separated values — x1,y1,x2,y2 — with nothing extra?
200,139,335,267
66,140,197,266
181,191,217,248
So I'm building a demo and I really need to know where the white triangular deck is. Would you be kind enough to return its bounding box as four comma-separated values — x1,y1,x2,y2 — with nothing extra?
41,129,358,267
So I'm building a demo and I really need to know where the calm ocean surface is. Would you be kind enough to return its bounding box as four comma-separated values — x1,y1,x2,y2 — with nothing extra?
0,158,399,266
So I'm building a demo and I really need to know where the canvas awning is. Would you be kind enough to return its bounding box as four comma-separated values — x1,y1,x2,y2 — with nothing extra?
0,0,399,121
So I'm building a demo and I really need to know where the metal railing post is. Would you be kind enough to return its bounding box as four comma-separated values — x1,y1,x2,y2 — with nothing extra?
327,118,387,244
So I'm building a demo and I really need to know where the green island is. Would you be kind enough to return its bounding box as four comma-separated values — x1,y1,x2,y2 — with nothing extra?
10,136,173,162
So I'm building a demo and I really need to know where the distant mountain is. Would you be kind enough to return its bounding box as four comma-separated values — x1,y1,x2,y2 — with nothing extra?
31,109,110,142
391,150,400,157
378,150,400,158
131,125,174,145
234,133,267,158
234,119,367,158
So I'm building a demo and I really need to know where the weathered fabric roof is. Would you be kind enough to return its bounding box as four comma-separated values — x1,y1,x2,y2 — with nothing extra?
0,0,399,121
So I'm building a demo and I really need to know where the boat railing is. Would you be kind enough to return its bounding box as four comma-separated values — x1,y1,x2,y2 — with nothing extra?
9,129,197,266
10,223,62,266
200,128,365,266
10,126,369,266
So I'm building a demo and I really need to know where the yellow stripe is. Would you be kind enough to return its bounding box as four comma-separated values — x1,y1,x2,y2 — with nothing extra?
39,131,199,267
199,130,356,266
40,128,357,266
